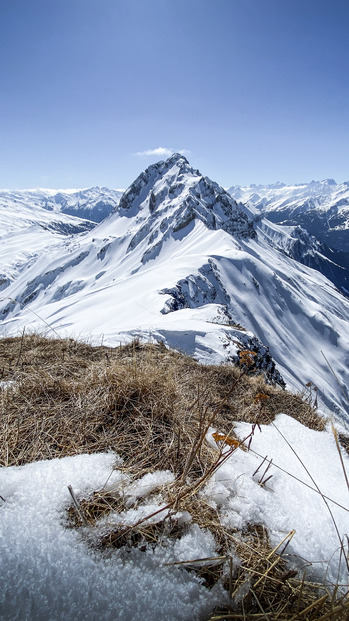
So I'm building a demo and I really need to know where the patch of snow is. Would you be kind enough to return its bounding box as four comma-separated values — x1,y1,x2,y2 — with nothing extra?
0,453,223,621
204,414,349,587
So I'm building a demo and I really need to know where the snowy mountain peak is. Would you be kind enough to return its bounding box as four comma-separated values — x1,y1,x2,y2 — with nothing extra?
320,178,337,186
117,155,255,263
166,152,190,166
118,153,192,213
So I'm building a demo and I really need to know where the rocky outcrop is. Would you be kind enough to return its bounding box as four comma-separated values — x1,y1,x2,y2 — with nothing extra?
159,260,231,313
226,335,286,387
119,154,256,263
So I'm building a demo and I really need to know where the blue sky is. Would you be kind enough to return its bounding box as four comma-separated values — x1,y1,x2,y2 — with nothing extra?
0,0,348,189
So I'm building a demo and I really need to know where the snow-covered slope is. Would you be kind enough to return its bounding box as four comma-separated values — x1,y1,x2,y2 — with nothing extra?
254,219,349,295
0,186,123,224
0,189,96,235
1,155,349,421
0,190,97,297
228,179,349,252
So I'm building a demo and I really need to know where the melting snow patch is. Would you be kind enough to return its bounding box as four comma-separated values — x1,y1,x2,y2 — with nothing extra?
204,414,349,587
0,380,15,391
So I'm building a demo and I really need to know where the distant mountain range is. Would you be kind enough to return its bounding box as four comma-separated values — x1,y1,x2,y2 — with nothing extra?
1,156,348,421
228,179,349,252
0,186,123,226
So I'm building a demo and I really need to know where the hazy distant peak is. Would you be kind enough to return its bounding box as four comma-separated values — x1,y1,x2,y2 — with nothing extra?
228,177,349,256
321,178,337,186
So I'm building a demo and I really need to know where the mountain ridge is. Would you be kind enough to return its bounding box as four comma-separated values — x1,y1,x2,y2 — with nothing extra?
0,155,348,421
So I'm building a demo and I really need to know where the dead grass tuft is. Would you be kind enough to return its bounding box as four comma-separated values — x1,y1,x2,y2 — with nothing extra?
0,334,326,469
209,523,349,619
339,433,349,456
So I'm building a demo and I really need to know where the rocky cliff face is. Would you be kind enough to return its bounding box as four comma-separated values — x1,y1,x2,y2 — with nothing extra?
118,154,255,263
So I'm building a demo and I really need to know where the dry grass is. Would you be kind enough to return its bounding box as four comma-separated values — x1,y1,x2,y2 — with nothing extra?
1,334,346,619
67,485,349,619
209,523,349,619
0,333,325,469
339,433,349,456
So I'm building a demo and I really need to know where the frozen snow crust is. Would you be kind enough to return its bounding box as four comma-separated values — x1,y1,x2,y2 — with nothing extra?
206,414,349,586
0,454,222,621
1,415,348,620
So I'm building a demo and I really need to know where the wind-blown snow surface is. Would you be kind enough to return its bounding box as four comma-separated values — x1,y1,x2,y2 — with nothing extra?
0,416,348,620
0,154,349,420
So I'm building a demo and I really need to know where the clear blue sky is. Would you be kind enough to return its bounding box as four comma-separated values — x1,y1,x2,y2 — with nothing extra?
0,0,348,189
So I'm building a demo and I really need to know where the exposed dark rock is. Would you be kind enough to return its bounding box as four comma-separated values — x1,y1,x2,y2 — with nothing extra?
159,260,230,314
231,336,286,387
